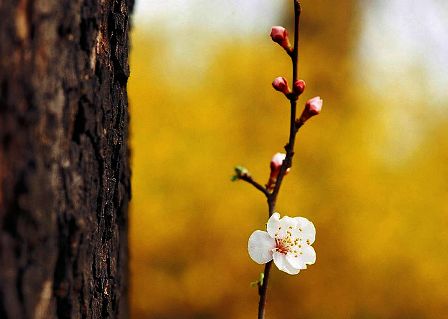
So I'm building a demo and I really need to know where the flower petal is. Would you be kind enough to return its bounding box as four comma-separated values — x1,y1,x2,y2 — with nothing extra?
268,213,299,239
273,252,301,275
279,215,298,231
301,245,317,265
266,212,281,238
277,216,298,239
283,261,300,275
294,217,316,244
286,253,307,270
248,230,275,264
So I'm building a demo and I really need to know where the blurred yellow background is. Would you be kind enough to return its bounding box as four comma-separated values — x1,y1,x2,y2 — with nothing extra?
129,0,448,318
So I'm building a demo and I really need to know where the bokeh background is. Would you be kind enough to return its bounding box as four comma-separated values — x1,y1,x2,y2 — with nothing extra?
128,1,448,318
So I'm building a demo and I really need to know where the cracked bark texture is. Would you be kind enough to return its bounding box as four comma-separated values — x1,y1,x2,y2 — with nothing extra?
0,0,133,318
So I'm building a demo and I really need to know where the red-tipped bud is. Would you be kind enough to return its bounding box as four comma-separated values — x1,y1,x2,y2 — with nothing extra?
270,26,288,43
299,96,323,123
293,80,306,95
266,153,290,191
272,77,291,95
270,153,285,173
270,26,292,53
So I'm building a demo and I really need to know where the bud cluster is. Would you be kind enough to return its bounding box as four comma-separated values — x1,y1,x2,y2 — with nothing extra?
269,26,323,123
233,11,324,204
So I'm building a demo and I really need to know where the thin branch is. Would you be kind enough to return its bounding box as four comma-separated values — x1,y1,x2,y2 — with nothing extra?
240,175,270,198
270,0,302,215
257,2,302,318
257,261,272,319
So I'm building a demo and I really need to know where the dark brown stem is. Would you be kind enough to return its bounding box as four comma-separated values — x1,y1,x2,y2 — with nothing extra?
257,1,302,318
257,261,272,319
270,0,302,213
240,175,270,198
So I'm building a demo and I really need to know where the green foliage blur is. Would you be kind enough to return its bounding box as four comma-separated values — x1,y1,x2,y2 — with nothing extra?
129,2,448,318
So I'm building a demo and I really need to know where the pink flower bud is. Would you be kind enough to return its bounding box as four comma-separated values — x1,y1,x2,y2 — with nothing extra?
299,96,323,123
270,26,292,53
270,153,285,173
270,26,288,42
272,77,291,95
266,153,290,191
293,80,306,95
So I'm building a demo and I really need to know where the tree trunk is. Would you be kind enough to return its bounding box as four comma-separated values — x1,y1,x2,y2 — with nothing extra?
0,0,133,318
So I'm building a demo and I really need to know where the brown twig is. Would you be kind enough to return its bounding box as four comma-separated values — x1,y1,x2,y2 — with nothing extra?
240,175,270,198
257,1,302,318
257,262,272,319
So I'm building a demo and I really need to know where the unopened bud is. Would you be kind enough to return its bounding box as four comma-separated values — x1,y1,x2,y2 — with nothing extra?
270,26,292,53
299,96,323,123
272,77,291,95
231,165,250,181
266,153,290,191
293,80,306,95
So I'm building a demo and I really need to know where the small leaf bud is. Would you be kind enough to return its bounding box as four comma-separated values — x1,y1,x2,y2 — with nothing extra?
232,165,250,181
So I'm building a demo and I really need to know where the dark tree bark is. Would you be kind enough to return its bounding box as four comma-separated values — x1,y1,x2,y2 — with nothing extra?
0,0,133,318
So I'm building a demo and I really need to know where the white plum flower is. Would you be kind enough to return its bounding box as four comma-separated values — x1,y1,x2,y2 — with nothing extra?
248,212,316,275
